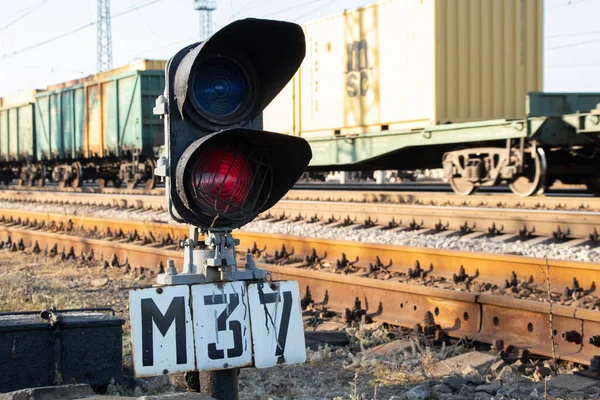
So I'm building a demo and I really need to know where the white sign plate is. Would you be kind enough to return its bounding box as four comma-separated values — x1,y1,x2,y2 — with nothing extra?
247,280,306,368
191,281,253,370
130,285,195,376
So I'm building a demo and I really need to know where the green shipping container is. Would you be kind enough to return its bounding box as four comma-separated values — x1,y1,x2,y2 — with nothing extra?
35,68,165,160
0,103,36,161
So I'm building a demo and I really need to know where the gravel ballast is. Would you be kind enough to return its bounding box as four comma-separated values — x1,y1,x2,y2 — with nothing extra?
1,200,599,263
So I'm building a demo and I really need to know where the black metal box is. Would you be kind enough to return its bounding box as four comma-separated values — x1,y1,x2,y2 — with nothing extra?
0,308,125,393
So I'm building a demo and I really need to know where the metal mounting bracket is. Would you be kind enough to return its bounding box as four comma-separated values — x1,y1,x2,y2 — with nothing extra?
156,226,268,285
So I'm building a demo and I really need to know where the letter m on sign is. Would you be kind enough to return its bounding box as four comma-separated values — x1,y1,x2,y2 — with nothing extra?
130,285,194,375
141,297,187,366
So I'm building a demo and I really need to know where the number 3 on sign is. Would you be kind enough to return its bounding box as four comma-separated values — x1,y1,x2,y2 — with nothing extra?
192,281,252,370
248,281,306,368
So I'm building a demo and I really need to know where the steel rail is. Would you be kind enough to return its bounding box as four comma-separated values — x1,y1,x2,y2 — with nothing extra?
0,224,597,365
0,208,597,291
285,189,600,211
267,200,600,241
1,191,600,240
1,187,600,211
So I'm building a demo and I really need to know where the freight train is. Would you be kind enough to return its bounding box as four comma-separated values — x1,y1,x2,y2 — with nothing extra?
0,60,165,188
4,0,600,196
261,0,600,196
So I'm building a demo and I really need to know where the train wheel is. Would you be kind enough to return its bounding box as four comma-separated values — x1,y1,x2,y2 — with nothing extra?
449,176,476,196
145,158,156,189
113,178,122,188
509,147,547,197
35,165,46,187
586,176,600,196
98,179,107,189
71,162,83,188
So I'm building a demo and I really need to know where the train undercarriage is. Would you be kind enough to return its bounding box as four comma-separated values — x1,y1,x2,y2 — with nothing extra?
442,139,600,196
2,152,156,189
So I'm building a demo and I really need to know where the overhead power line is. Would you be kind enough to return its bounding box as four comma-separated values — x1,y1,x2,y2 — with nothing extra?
0,0,50,33
0,0,163,61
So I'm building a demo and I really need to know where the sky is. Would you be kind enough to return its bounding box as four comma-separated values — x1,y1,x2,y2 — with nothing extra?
0,0,599,97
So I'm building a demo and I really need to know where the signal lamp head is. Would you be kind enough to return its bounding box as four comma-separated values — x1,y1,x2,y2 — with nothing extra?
163,19,311,229
187,145,270,219
173,18,305,131
185,50,259,128
176,129,311,230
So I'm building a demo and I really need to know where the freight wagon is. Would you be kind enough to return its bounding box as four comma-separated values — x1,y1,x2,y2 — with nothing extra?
261,0,600,196
0,60,165,188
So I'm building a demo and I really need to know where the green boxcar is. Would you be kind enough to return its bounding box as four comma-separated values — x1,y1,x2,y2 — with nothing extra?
0,103,36,162
35,88,84,160
35,69,165,161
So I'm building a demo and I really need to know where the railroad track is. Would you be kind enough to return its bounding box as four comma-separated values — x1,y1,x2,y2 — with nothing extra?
0,208,598,365
2,189,600,243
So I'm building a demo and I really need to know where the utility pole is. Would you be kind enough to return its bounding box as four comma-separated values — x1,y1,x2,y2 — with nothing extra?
194,0,217,41
97,0,113,73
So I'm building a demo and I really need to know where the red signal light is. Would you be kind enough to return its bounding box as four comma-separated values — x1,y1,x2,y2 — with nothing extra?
189,147,255,216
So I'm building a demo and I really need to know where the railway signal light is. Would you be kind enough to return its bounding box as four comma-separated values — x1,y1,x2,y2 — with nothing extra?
133,19,310,397
154,18,312,230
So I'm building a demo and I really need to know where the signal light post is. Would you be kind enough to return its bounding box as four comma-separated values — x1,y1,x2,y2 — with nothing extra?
129,18,312,400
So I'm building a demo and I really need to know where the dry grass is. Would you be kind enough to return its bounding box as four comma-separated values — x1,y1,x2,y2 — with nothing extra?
0,248,485,399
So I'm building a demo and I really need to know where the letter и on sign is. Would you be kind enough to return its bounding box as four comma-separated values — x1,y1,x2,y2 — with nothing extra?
191,281,253,370
130,285,195,376
248,280,306,368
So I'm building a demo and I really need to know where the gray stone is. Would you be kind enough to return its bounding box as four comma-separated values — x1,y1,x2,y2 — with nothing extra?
324,391,346,399
529,387,540,399
495,365,529,384
0,384,93,400
548,374,599,392
403,384,430,400
295,397,329,400
475,383,501,395
443,375,467,392
457,385,475,398
432,383,452,394
80,398,137,400
139,394,215,400
496,386,516,397
462,365,484,384
431,351,497,377
547,389,567,398
585,386,600,395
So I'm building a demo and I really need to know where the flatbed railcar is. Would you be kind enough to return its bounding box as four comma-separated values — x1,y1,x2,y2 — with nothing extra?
0,60,165,188
262,0,600,196
301,92,600,196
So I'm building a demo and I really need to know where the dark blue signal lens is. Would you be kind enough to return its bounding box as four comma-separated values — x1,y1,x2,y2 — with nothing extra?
190,57,250,120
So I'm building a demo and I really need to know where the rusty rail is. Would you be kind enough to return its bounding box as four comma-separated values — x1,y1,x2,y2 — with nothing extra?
0,208,597,291
0,223,597,365
1,187,599,211
1,190,599,240
265,200,600,241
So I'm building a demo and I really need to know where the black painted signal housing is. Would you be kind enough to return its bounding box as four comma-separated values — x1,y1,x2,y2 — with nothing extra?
159,18,311,230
